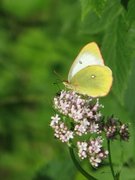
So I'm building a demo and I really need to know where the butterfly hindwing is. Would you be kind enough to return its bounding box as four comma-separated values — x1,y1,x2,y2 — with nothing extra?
70,65,113,97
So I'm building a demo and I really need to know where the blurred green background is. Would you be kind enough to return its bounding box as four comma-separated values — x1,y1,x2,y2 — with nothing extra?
0,0,135,179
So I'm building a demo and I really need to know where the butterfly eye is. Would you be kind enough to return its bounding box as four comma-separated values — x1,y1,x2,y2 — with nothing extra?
91,75,96,79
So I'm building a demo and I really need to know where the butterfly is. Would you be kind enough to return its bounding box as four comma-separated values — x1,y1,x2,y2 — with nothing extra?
64,42,113,97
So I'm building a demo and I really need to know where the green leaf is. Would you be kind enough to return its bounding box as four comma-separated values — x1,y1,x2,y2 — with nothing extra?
80,0,108,20
80,0,122,34
101,13,134,105
33,158,76,180
127,0,135,22
125,62,135,122
80,0,91,20
1,0,48,18
124,21,135,116
120,0,129,10
120,164,135,180
90,0,108,16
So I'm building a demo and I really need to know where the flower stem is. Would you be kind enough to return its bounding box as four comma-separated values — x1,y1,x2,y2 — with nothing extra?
69,147,97,180
107,140,117,180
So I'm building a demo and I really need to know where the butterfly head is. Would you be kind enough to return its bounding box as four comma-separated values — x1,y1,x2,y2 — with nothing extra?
63,81,72,89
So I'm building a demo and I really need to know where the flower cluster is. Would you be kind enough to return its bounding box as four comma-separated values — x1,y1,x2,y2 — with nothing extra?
119,123,129,141
53,90,103,136
50,90,129,168
50,114,74,142
77,137,108,167
104,116,129,141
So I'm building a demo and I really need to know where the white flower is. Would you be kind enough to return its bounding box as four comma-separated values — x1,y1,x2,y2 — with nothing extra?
50,114,61,127
75,119,90,135
52,120,74,143
88,137,103,154
94,112,102,121
89,156,101,167
65,131,74,141
89,122,99,133
77,141,88,159
86,110,93,118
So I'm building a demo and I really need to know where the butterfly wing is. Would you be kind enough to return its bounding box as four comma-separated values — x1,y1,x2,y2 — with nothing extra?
68,42,104,81
69,65,113,97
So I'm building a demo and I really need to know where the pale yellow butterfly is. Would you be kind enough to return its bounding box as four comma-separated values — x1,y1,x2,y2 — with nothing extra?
64,42,113,97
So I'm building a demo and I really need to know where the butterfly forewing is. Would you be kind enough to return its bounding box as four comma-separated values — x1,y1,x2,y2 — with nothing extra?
68,42,104,81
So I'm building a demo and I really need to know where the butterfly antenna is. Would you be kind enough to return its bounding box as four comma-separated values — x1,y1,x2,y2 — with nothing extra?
53,70,64,82
53,70,66,91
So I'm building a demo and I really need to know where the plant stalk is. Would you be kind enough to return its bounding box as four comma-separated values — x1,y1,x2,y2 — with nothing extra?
107,140,118,180
69,147,97,180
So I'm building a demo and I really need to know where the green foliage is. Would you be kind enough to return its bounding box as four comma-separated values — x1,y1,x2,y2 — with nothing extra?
0,0,135,179
125,24,135,121
1,0,48,18
80,0,122,34
33,157,76,180
80,0,108,20
127,0,135,22
102,14,131,104
120,0,129,10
